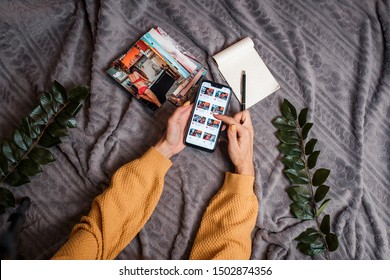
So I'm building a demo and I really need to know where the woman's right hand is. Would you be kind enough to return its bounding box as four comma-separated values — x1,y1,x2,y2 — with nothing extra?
214,110,255,176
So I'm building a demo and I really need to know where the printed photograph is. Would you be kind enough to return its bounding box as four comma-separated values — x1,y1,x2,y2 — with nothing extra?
207,118,220,128
211,104,225,114
107,27,207,111
196,100,211,111
193,114,206,124
215,90,229,100
143,27,205,106
108,39,179,110
150,27,199,75
189,128,202,138
203,132,216,142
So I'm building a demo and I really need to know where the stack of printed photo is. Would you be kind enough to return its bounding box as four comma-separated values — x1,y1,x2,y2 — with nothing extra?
107,27,207,111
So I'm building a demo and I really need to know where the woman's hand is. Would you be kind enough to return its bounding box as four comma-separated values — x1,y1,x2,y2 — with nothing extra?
155,101,193,159
215,110,255,176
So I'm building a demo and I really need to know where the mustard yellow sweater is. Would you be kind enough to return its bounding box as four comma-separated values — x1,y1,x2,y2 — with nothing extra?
52,147,258,260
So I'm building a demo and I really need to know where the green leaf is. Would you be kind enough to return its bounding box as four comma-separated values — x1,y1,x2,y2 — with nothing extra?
297,242,321,256
281,156,305,170
0,187,15,207
290,202,314,220
47,91,60,112
296,242,310,254
17,159,42,176
29,105,44,122
39,91,55,115
301,123,313,140
24,132,34,148
29,148,55,165
326,233,339,252
52,80,67,103
2,139,20,163
29,105,47,125
276,130,300,144
314,185,330,203
316,199,331,217
39,133,62,148
287,186,311,203
47,122,69,138
312,168,330,186
56,111,77,128
298,108,308,127
13,129,27,150
22,118,38,139
305,138,317,155
320,215,331,235
297,243,324,257
272,117,296,131
66,101,83,117
304,240,325,256
281,99,297,121
68,86,90,103
0,153,8,175
13,129,32,150
30,121,42,136
27,117,42,136
285,169,309,184
295,228,320,243
65,117,76,128
308,150,320,169
51,89,65,105
4,171,30,186
278,143,301,156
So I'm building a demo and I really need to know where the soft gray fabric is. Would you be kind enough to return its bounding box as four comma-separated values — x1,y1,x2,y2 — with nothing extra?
0,0,389,260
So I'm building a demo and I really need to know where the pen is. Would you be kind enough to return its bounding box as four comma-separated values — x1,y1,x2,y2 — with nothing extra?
241,70,246,111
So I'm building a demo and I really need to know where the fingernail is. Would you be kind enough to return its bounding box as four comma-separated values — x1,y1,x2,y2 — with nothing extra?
231,124,236,132
182,101,190,107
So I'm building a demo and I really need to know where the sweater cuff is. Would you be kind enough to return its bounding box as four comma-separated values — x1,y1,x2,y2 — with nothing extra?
221,172,255,195
139,147,172,174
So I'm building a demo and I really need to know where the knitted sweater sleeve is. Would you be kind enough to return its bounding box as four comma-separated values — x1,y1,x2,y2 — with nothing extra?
51,147,172,260
189,172,258,260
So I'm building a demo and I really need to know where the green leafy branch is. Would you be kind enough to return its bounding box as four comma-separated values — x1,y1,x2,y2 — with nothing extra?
273,99,339,259
0,81,89,214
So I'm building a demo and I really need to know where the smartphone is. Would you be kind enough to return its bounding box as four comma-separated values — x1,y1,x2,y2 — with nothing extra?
184,80,232,152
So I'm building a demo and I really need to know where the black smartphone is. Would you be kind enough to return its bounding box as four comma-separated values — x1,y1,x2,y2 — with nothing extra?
184,80,232,152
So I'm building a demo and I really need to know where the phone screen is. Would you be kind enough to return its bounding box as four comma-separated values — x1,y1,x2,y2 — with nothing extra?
185,80,232,152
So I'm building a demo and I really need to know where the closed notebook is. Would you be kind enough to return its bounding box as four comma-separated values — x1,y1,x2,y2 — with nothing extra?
213,37,280,108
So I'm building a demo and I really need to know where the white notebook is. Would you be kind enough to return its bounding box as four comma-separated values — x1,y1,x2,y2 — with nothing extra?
213,37,280,108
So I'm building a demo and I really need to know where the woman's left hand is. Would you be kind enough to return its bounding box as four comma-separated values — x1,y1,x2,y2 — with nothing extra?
155,101,193,158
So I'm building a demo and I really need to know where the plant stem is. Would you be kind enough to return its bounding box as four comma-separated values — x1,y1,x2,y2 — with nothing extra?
297,122,331,260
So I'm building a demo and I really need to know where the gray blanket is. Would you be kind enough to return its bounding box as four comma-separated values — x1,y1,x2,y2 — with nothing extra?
0,0,389,260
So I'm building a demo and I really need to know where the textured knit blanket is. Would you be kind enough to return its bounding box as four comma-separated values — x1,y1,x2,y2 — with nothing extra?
0,0,389,259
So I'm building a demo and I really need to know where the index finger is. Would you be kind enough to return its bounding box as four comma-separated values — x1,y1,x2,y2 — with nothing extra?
215,113,250,139
214,113,240,126
180,103,193,123
170,102,193,122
